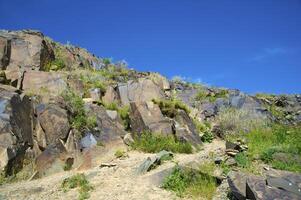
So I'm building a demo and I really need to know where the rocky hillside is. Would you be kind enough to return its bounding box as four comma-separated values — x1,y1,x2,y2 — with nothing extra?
0,30,300,200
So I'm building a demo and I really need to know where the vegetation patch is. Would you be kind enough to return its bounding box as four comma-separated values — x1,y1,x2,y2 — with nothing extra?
195,88,228,102
131,132,192,153
152,98,190,118
62,173,93,200
246,124,301,172
114,149,127,158
63,90,97,135
162,163,217,199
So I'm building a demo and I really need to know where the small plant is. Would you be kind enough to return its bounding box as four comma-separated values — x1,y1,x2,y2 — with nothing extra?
114,150,127,158
234,152,250,168
61,174,93,200
45,58,66,71
62,90,96,136
201,130,214,143
102,58,111,65
162,163,217,198
131,132,192,153
152,98,190,118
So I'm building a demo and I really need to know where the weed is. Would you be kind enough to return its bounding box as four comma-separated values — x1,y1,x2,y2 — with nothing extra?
131,132,192,153
153,98,190,118
62,90,96,135
162,163,217,199
114,150,127,158
235,152,250,168
61,174,93,200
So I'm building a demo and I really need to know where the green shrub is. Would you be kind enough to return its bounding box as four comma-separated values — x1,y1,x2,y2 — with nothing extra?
195,88,228,102
62,90,96,135
114,150,127,158
61,174,93,200
235,152,250,168
102,58,111,65
131,132,192,153
45,58,66,71
117,105,130,130
246,124,301,172
152,98,190,118
162,163,217,198
201,131,214,143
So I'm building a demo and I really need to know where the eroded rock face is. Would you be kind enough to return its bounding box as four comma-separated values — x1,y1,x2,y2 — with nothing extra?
0,30,54,71
87,104,127,144
117,78,165,106
37,104,70,145
0,84,33,174
102,86,119,105
227,170,301,200
22,70,67,97
130,101,173,136
174,110,202,146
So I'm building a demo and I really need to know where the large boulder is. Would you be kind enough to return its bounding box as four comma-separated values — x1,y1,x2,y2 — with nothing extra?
22,70,67,97
102,86,119,105
0,84,33,174
130,101,173,136
174,110,202,146
87,104,127,144
35,141,72,177
227,170,301,200
0,30,54,71
37,104,70,145
117,78,165,106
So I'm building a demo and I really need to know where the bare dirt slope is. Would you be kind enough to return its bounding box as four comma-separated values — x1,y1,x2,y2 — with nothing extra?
0,139,225,200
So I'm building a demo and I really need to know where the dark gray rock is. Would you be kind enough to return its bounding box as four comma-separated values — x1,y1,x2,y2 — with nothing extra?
136,150,173,174
227,171,248,200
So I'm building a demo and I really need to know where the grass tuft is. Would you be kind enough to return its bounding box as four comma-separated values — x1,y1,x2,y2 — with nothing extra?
131,132,192,153
162,163,217,199
62,174,93,200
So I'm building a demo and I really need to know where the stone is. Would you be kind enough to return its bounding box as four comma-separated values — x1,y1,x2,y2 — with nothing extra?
123,133,134,146
117,78,165,106
4,65,24,88
67,77,85,97
35,141,71,177
102,86,119,105
130,101,173,136
37,104,70,145
136,150,173,174
89,88,101,102
64,130,77,153
0,30,54,71
0,86,33,174
227,171,248,200
87,104,127,144
174,110,203,146
22,70,67,97
106,110,118,120
246,175,300,200
148,73,170,91
267,176,301,197
80,133,97,149
0,36,10,69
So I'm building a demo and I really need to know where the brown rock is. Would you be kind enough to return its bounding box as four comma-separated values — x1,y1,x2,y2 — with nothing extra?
102,86,119,105
22,70,67,97
37,104,70,144
117,78,165,106
130,101,173,136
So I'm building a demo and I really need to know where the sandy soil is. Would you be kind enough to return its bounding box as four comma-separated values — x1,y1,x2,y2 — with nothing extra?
0,139,226,200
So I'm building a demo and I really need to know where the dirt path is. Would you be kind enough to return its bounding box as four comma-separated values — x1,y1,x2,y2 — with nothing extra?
0,139,225,200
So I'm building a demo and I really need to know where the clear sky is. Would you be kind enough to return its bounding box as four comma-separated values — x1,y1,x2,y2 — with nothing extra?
1,0,300,94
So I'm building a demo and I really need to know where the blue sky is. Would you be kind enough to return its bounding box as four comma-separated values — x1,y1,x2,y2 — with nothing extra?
1,0,300,94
